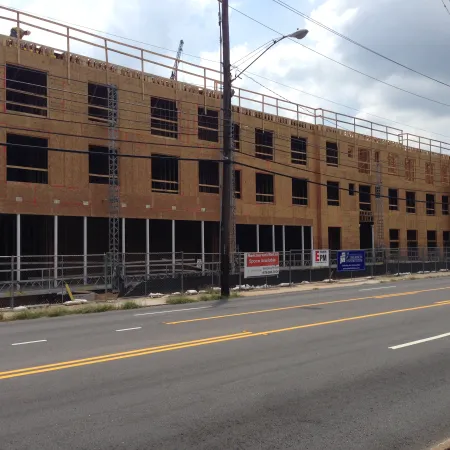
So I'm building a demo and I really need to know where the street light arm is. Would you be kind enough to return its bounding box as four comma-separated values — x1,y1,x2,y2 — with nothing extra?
231,37,284,82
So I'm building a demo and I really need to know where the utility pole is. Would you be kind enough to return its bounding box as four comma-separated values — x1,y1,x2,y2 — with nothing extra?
220,0,232,297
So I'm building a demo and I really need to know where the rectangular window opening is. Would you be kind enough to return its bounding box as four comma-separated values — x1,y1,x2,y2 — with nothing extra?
406,191,416,214
255,128,274,161
89,145,110,184
151,155,179,194
234,170,241,199
150,97,178,139
389,229,400,249
88,82,112,123
358,148,370,174
444,231,450,248
349,183,355,196
443,195,449,215
427,230,437,248
407,230,418,258
198,107,219,142
292,178,308,206
327,181,339,206
199,161,219,194
233,123,240,150
359,185,371,211
388,188,398,211
326,141,338,166
6,64,47,117
426,193,435,216
7,133,48,184
291,136,307,165
256,173,274,203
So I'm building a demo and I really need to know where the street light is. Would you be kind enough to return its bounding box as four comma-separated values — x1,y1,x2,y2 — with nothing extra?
232,29,309,82
220,0,309,297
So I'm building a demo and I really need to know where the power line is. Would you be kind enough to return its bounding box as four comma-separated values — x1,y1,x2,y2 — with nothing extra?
5,139,447,206
272,0,450,89
229,5,450,109
440,0,450,16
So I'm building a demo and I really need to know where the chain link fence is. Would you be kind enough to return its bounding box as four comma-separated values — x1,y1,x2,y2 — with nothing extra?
1,247,450,308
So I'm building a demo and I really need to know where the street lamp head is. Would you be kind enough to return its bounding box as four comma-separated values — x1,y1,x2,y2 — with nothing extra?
288,29,309,40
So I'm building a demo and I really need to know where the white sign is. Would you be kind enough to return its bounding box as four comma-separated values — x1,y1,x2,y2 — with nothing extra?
244,252,280,278
312,249,330,267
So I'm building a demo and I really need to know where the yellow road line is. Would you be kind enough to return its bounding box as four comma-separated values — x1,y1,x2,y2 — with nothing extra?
165,287,450,325
2,300,450,380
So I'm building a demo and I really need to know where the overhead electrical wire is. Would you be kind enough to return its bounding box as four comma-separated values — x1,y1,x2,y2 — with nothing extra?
272,0,450,88
440,0,450,16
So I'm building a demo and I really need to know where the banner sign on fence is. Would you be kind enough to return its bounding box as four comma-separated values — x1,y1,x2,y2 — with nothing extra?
312,249,330,268
244,252,279,278
337,250,366,272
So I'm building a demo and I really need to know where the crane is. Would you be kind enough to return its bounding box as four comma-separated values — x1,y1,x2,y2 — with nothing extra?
170,40,184,81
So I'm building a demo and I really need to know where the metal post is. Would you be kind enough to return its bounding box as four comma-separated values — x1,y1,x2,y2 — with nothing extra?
16,214,21,283
310,226,314,253
371,224,375,277
238,252,242,287
10,255,14,309
220,0,232,297
282,225,286,267
181,251,184,293
83,216,87,285
104,253,107,295
422,248,425,274
146,218,150,277
301,226,305,266
256,225,260,252
54,215,58,287
272,225,275,252
172,220,176,276
201,220,205,274
289,250,292,285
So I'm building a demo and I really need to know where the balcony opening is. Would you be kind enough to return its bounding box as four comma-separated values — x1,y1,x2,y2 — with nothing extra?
256,173,274,203
199,161,219,194
151,155,179,194
151,97,178,139
89,145,110,184
198,107,219,142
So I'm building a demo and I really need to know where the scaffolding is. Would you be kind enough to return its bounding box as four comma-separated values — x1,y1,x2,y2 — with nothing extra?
107,84,120,290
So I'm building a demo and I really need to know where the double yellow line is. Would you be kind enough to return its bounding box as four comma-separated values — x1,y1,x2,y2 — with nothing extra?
2,299,450,381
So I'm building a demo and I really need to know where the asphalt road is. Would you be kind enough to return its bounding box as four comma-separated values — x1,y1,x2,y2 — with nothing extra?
2,278,450,449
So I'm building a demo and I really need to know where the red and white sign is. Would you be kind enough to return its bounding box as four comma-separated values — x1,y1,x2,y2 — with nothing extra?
312,249,330,268
244,252,280,278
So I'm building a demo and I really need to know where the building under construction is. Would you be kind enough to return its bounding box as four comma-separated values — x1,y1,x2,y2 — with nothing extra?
0,7,449,296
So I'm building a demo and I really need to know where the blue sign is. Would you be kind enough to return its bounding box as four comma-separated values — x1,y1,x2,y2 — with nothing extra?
337,250,366,272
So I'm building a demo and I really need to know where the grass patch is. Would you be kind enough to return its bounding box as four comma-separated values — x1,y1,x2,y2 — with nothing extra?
166,296,198,305
121,300,141,310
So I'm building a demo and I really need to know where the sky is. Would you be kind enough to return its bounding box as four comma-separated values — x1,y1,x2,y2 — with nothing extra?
4,0,450,146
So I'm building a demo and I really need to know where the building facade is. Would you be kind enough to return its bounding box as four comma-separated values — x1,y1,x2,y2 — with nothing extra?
0,8,449,268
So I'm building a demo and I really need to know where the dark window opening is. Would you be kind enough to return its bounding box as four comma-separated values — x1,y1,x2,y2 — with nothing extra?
234,170,241,199
199,161,219,194
151,155,179,194
327,181,339,206
6,64,47,116
407,230,418,248
292,178,308,206
374,151,380,162
256,173,274,203
427,230,437,248
198,107,219,142
406,191,416,214
443,195,449,215
255,128,274,161
89,145,110,184
291,136,307,165
426,193,435,216
444,231,450,248
88,83,112,123
326,141,338,166
359,185,371,211
389,229,400,249
151,97,178,139
349,183,355,196
388,188,398,211
328,227,341,250
7,133,48,184
233,123,240,150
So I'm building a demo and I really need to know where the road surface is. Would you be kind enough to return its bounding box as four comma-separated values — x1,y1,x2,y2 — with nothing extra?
1,277,450,449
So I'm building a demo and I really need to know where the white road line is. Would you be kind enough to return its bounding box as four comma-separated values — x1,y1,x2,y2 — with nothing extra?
11,339,47,346
359,286,396,292
390,332,450,350
115,327,142,332
134,306,212,316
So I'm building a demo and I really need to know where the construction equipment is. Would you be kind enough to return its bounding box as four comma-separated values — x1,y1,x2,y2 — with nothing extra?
170,40,184,80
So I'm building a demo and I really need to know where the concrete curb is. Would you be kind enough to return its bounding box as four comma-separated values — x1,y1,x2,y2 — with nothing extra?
429,438,450,450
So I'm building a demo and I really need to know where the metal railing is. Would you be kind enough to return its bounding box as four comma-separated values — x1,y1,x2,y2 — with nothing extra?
1,247,450,308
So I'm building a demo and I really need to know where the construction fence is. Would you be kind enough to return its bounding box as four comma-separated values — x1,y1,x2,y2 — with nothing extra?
1,247,450,308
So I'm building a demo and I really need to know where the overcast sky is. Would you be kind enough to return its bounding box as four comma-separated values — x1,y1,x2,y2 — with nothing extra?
5,0,450,145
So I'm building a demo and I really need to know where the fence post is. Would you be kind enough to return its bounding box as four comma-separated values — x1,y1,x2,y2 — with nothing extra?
289,251,292,285
397,250,400,276
422,248,425,274
385,249,388,276
371,249,374,277
181,252,184,294
104,253,108,295
10,255,14,310
238,252,242,288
